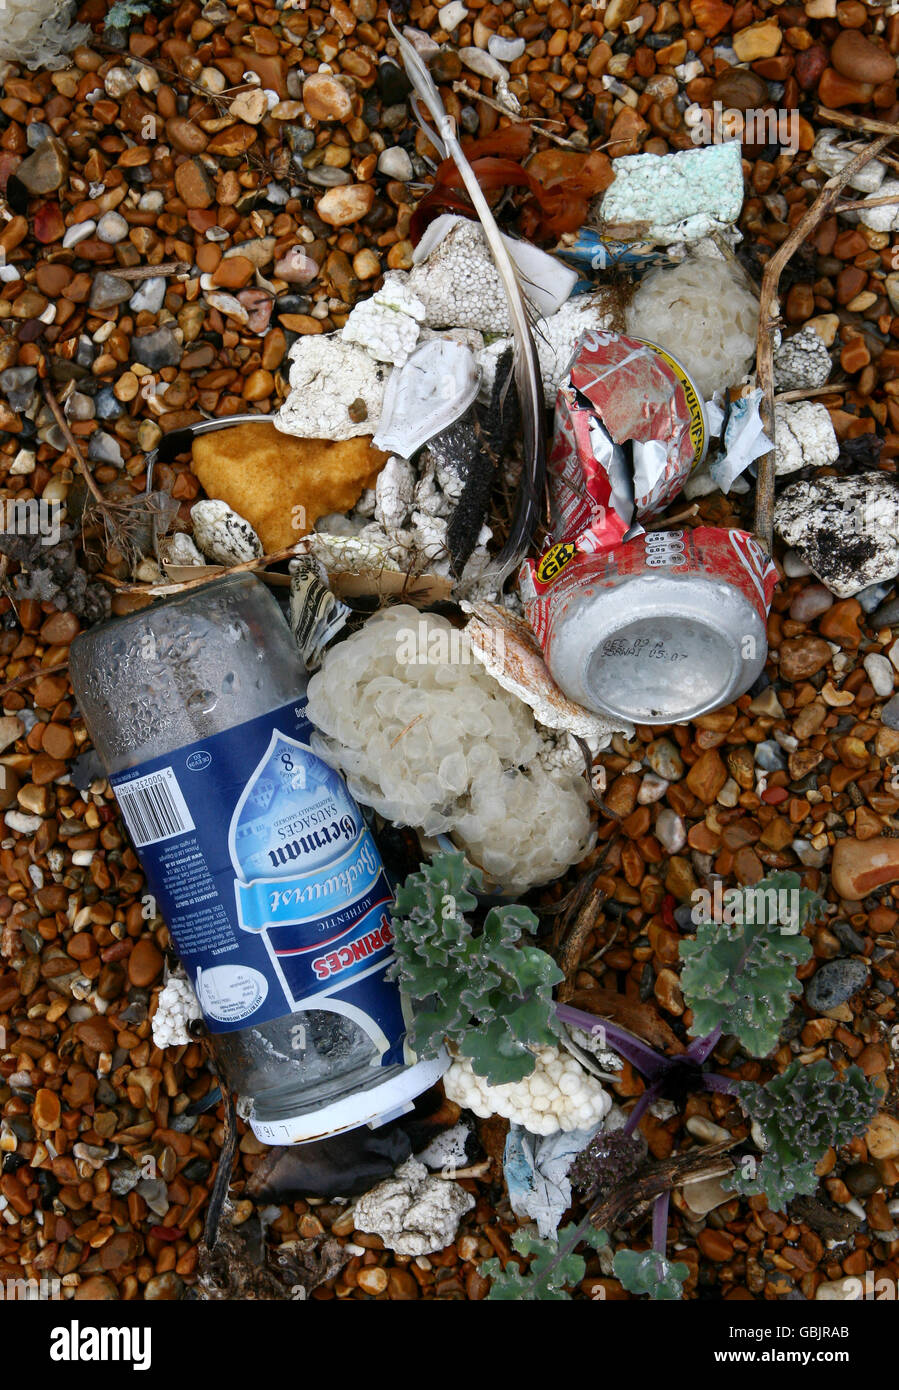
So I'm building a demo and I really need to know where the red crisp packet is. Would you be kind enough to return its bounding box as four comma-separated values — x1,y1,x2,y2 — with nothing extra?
548,330,708,551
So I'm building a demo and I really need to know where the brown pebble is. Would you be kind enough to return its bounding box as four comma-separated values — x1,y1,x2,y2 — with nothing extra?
74,1017,116,1052
128,939,164,987
303,74,353,121
831,30,896,85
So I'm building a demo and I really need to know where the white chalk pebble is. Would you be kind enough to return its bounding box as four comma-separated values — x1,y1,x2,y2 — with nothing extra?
865,653,894,697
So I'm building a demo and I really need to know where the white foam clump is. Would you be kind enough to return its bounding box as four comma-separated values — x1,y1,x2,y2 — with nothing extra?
306,606,595,893
443,1046,612,1136
0,0,89,69
626,254,759,399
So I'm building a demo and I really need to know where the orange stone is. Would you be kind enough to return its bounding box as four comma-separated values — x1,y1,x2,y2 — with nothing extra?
212,254,254,289
832,837,899,901
817,67,874,108
818,598,862,648
685,750,727,804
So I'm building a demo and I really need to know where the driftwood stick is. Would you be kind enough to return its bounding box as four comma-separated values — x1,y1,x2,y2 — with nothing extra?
107,261,190,281
753,131,896,549
41,377,106,509
0,661,69,699
588,1140,736,1232
816,107,899,139
98,543,304,596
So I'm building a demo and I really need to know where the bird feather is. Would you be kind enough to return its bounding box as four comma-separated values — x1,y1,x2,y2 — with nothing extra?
389,15,545,591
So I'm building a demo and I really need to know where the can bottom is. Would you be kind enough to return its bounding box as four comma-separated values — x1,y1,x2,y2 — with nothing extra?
548,575,767,725
247,1052,449,1146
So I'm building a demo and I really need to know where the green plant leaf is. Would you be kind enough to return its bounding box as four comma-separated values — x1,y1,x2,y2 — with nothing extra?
482,1223,607,1300
679,872,814,1056
612,1248,689,1301
388,851,563,1085
726,1060,880,1211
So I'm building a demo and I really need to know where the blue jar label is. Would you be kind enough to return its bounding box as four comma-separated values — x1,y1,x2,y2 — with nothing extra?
110,699,406,1062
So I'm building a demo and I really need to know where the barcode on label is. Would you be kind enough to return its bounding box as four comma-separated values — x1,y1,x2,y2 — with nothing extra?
115,767,195,846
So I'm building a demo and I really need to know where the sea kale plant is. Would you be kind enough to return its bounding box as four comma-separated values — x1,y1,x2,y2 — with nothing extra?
481,1225,608,1301
389,857,879,1299
387,851,563,1085
478,870,879,1300
727,1060,879,1210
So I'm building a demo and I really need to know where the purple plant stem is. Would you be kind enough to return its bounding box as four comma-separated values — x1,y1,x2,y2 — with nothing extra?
652,1190,670,1256
530,1080,663,1288
686,1025,722,1066
621,1080,662,1137
555,1002,670,1081
702,1071,739,1096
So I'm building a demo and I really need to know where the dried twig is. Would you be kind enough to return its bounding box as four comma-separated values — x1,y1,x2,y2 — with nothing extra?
588,1140,736,1232
42,374,166,568
753,130,896,549
774,381,848,404
41,376,106,511
645,504,700,531
107,261,190,282
816,107,899,139
0,661,69,699
98,542,304,596
451,83,582,149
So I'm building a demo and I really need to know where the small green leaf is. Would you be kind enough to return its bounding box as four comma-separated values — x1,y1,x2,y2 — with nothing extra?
679,872,814,1057
613,1248,689,1301
482,1224,607,1300
388,851,563,1085
726,1060,880,1212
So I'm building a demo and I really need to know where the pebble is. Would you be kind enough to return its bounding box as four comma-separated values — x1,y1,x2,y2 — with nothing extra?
880,694,899,730
377,147,414,181
855,581,892,615
96,211,128,244
831,837,899,900
0,714,22,752
871,597,899,628
805,959,868,1012
275,248,320,285
437,1,468,31
655,808,686,854
488,35,526,62
866,1113,899,1160
191,499,263,565
206,290,249,325
307,166,353,188
864,654,894,698
90,272,132,310
646,738,683,780
831,30,896,85
637,771,670,804
458,47,509,83
303,74,353,121
789,585,833,622
316,184,376,227
88,432,123,468
129,277,167,314
779,637,832,681
62,220,96,249
13,137,68,194
128,939,164,987
4,810,43,833
783,550,813,578
815,1279,860,1301
131,326,181,370
753,740,787,772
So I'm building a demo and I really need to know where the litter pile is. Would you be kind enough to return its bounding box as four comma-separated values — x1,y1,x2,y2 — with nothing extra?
1,0,899,1308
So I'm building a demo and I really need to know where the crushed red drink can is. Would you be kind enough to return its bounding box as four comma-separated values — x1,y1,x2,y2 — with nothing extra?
549,329,708,552
519,527,778,726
